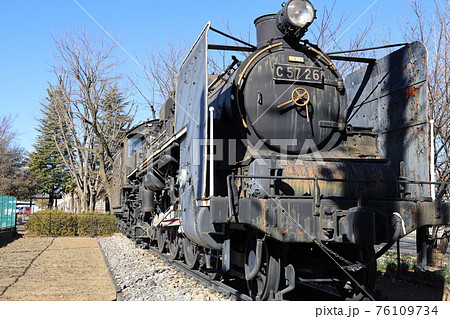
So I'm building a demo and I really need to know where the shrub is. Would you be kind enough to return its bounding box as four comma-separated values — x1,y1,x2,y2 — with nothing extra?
376,250,417,272
376,249,450,286
77,213,119,236
25,210,119,237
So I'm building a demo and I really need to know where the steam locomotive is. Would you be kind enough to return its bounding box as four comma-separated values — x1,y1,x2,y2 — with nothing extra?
112,0,450,300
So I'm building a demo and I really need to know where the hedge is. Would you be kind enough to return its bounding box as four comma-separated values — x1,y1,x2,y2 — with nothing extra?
25,210,119,237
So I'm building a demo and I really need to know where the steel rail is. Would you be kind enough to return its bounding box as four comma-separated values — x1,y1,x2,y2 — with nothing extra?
147,246,253,301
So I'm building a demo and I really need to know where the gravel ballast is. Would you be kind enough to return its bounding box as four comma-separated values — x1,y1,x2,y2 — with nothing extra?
98,233,229,301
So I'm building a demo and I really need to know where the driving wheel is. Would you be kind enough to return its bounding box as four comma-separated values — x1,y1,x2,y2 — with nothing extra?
183,236,200,269
245,233,281,300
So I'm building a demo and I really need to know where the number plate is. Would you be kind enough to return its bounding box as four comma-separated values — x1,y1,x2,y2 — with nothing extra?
273,64,323,84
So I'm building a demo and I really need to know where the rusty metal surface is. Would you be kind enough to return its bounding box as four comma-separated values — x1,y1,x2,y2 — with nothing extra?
245,157,397,199
345,42,429,197
175,23,210,201
175,23,214,248
280,160,397,199
219,196,450,244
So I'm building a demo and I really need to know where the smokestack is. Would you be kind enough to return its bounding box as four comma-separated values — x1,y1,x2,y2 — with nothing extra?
254,14,285,49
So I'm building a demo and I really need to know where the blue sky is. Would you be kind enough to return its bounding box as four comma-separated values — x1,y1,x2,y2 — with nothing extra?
0,0,428,152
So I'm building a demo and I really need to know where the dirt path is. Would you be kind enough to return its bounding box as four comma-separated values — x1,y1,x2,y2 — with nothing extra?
0,236,116,301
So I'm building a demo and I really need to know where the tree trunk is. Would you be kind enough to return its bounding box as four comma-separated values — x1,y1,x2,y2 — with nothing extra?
47,195,54,209
105,196,110,212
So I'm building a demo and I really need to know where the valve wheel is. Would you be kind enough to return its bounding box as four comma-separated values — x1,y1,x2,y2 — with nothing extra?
291,87,310,107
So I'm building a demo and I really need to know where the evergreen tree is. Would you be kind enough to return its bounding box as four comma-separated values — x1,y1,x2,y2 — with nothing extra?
28,111,70,209
0,115,38,199
96,84,135,211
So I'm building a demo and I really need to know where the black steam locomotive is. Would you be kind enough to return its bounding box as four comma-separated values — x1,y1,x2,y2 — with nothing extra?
112,0,450,300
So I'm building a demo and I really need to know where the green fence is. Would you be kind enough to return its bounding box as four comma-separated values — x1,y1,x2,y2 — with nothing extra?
0,195,17,230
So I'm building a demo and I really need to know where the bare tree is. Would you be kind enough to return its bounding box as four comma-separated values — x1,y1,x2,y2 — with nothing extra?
0,116,23,195
141,40,187,116
44,29,135,212
0,115,17,144
0,115,38,198
308,0,378,76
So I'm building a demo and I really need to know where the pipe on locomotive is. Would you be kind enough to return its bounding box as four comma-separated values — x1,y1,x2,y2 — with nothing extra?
209,106,214,198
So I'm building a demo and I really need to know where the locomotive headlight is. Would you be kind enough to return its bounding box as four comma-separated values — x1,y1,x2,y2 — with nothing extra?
287,0,315,28
277,0,316,37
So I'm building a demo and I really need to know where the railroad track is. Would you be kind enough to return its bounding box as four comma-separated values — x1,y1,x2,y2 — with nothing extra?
146,245,253,301
103,235,343,301
103,234,447,301
144,242,347,301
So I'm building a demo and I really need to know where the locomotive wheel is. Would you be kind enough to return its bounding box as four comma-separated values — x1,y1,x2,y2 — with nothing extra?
337,245,376,301
245,233,281,300
168,228,181,260
156,228,167,253
183,237,200,269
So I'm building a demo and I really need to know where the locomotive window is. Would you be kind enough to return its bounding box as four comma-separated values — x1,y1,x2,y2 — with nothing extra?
128,138,143,158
